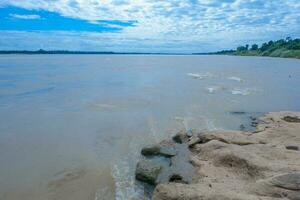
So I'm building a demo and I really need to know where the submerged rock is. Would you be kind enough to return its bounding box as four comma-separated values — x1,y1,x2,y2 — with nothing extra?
229,112,263,132
230,111,247,115
169,144,195,184
239,124,246,131
135,160,162,185
141,141,177,157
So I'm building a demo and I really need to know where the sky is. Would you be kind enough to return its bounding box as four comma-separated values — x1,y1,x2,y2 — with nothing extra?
0,0,299,53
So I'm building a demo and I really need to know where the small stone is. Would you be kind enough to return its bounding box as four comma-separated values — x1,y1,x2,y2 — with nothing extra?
169,174,187,184
270,173,300,190
173,130,189,144
188,136,201,147
283,116,300,123
186,129,196,137
159,146,177,157
230,111,246,115
141,145,160,156
135,160,162,185
286,145,299,151
141,142,176,157
251,121,258,127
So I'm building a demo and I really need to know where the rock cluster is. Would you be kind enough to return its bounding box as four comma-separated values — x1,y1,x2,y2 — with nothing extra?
137,112,300,200
135,130,198,186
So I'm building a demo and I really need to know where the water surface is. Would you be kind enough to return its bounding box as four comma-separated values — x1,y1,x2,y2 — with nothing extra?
0,55,300,200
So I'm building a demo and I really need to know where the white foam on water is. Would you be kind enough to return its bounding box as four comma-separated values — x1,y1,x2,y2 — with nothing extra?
206,86,226,94
112,157,149,200
207,87,216,93
187,72,213,80
228,76,243,82
187,73,203,79
231,88,252,96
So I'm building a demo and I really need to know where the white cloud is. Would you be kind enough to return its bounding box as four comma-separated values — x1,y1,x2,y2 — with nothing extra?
0,0,300,52
9,13,41,19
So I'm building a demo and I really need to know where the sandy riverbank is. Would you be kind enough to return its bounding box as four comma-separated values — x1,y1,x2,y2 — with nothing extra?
136,112,300,199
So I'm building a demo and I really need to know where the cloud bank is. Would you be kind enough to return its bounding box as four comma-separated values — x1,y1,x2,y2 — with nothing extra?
0,0,299,52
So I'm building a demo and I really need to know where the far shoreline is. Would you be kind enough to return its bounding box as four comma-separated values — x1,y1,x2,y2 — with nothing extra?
0,52,299,60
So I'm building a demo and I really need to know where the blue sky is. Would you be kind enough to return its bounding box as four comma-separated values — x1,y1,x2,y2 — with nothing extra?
0,0,299,53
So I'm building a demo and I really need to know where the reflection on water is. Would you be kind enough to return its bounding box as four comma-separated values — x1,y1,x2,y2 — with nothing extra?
0,55,300,200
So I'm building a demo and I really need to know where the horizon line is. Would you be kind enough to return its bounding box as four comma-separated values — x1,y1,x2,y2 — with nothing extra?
0,49,219,55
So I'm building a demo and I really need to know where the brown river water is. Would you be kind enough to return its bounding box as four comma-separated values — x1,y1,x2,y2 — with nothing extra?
0,55,300,200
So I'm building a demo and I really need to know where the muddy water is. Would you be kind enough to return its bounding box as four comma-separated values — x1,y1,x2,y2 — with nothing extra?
0,55,300,200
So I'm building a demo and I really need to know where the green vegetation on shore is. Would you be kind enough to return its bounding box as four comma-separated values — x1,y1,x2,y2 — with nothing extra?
1,38,299,59
214,37,300,59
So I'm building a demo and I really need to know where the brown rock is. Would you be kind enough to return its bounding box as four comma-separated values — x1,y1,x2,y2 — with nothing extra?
172,130,189,144
135,160,162,185
141,141,177,157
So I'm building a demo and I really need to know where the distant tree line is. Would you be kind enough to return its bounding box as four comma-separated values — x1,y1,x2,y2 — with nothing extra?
194,37,300,58
201,37,300,58
0,49,116,54
236,37,300,52
1,38,299,58
0,49,182,55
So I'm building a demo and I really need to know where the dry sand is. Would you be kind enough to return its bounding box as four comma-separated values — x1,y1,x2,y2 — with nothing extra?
152,112,300,200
